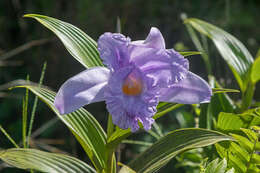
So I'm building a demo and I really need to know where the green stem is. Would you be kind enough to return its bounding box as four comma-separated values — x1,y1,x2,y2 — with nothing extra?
154,104,183,119
22,75,29,148
27,62,46,147
245,139,257,173
106,114,115,173
241,81,255,112
0,125,19,148
107,114,114,139
106,150,115,173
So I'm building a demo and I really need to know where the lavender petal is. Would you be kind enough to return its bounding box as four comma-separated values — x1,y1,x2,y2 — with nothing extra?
54,67,110,114
159,71,212,104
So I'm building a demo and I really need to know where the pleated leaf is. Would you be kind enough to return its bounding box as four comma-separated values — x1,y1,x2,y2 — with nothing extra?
14,83,107,172
184,18,254,92
126,128,232,173
24,14,103,68
0,148,96,173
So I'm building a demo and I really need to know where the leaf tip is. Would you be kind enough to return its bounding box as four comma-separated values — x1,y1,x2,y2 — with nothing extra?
23,14,33,18
23,14,44,19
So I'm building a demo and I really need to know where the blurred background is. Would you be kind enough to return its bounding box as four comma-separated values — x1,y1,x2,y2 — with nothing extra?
0,0,259,172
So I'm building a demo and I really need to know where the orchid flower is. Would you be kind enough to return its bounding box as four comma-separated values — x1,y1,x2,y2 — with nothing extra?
54,27,212,132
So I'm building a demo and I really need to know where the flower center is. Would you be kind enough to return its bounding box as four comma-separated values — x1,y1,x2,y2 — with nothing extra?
122,74,143,96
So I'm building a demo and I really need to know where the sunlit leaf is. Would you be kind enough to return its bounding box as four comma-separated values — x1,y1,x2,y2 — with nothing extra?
179,51,201,57
24,14,103,68
216,128,260,173
251,55,260,84
13,82,107,172
230,142,249,163
212,88,240,94
226,168,235,173
217,112,244,133
154,103,183,119
205,158,228,173
185,18,254,92
118,162,136,173
0,148,96,173
127,128,232,173
251,153,260,164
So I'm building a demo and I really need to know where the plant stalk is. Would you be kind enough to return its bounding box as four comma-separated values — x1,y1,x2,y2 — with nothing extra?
241,81,255,112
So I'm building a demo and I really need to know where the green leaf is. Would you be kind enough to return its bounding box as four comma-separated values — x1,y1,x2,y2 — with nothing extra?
214,159,228,173
154,103,183,119
0,148,96,173
24,14,103,68
184,18,254,92
212,88,240,94
229,154,247,173
199,76,236,129
231,134,254,153
209,76,236,113
107,128,131,149
14,83,107,172
251,153,260,164
179,51,201,57
217,112,244,133
251,55,260,84
230,142,249,163
185,23,212,74
226,168,235,173
205,158,227,173
205,158,220,173
118,162,136,173
126,128,232,173
241,128,258,142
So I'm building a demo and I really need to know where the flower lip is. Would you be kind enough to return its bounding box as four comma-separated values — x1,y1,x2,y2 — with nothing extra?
122,72,143,96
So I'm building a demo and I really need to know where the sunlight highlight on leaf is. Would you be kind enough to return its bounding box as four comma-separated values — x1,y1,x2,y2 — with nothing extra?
24,14,103,68
13,82,107,172
185,18,254,92
0,148,96,173
127,128,232,173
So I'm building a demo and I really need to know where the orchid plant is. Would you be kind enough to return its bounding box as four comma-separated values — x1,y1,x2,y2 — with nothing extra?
0,14,259,173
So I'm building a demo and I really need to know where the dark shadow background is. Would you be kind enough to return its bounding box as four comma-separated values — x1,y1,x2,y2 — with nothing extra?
0,0,260,172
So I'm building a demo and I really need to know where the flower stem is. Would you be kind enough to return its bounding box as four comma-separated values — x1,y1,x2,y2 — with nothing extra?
107,114,114,139
106,150,115,173
106,114,116,173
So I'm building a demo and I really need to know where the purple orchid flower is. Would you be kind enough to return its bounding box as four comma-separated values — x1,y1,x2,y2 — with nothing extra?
54,27,212,132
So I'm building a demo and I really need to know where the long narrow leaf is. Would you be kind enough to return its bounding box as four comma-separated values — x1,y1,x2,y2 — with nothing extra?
13,83,107,172
0,148,96,173
185,18,254,92
127,128,232,173
24,14,103,68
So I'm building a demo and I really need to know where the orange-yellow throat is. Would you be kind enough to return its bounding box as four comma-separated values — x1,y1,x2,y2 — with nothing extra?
122,75,143,96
